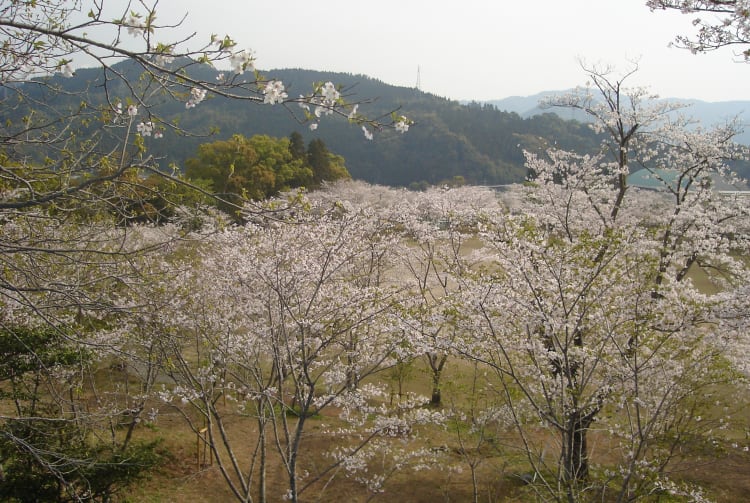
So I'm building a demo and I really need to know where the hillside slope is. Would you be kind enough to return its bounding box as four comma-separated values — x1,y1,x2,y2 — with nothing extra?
156,68,603,187
15,64,603,187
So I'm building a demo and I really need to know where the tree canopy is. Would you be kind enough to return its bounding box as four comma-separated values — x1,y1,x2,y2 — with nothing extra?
184,134,349,212
648,0,750,60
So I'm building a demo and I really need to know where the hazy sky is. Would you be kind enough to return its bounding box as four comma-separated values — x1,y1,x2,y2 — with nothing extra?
148,0,748,102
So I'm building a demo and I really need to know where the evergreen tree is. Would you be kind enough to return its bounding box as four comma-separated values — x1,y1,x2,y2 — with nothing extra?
307,138,350,185
289,131,306,160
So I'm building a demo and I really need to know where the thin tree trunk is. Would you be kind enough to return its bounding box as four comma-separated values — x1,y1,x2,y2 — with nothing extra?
257,399,267,503
430,370,442,406
563,412,593,490
570,418,589,482
470,461,480,503
426,353,447,407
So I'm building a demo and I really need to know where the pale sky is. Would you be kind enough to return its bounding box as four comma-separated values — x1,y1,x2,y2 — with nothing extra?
144,0,748,102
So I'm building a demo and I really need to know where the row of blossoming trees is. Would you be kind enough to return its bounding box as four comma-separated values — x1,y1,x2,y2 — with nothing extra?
2,1,750,502
104,82,750,499
0,0,409,500
67,68,750,497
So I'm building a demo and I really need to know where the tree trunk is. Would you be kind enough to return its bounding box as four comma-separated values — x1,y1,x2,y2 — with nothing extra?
563,412,594,486
426,353,447,407
570,418,589,482
430,371,442,406
346,368,358,392
258,409,267,503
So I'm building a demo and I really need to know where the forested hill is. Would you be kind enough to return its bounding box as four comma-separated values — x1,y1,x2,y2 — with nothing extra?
140,67,604,187
27,65,606,187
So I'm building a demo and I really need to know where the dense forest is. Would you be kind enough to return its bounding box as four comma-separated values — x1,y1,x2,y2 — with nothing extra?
13,62,606,188
13,61,750,188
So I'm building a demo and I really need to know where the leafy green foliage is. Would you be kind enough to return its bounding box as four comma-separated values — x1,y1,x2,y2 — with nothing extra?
0,326,82,383
184,133,349,211
0,418,162,503
306,138,349,185
0,326,161,502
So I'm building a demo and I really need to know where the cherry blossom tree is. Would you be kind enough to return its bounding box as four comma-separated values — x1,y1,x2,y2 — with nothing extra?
455,66,750,501
647,0,750,60
143,193,442,503
396,185,500,406
0,0,411,334
0,1,411,496
0,220,183,499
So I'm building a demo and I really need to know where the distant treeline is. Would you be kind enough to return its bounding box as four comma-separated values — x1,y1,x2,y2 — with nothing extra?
155,67,603,188
12,62,748,187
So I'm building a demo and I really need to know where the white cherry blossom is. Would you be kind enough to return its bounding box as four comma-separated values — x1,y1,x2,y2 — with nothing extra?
394,116,410,133
136,121,153,136
321,81,340,103
229,49,254,74
185,87,207,108
125,13,145,36
263,80,288,104
59,62,74,78
154,51,174,66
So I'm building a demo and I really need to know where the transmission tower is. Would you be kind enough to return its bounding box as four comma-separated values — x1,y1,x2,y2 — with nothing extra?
415,65,421,91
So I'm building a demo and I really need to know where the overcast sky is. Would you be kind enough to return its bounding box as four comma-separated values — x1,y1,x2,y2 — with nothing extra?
148,0,748,102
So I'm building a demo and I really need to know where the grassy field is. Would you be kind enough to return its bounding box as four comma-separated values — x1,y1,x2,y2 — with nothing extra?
116,355,750,502
7,241,746,502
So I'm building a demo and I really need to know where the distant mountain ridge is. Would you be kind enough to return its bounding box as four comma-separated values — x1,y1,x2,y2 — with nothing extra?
20,63,607,187
480,92,750,145
12,64,750,187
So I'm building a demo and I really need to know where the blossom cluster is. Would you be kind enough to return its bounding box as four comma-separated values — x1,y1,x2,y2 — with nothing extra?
229,49,254,74
154,51,174,67
136,121,153,136
647,0,750,60
119,101,162,138
125,13,145,37
263,80,288,105
136,121,162,138
394,116,410,133
298,81,339,118
186,87,207,108
60,62,74,78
